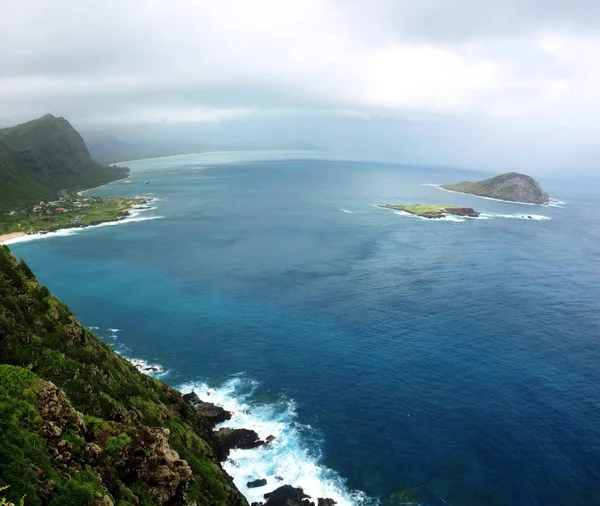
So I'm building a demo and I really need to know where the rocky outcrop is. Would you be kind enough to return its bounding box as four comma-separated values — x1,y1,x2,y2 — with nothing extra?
247,479,268,488
34,381,192,505
442,172,550,204
442,207,479,217
215,427,265,460
250,486,336,506
120,427,193,504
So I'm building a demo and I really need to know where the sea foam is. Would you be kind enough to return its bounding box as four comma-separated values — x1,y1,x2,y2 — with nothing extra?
2,208,164,245
92,326,374,505
179,377,374,506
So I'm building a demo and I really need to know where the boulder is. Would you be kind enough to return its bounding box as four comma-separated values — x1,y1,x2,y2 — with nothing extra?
247,478,268,488
215,427,264,460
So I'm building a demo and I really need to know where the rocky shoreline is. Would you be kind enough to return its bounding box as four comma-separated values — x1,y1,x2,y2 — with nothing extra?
379,204,480,219
179,390,338,505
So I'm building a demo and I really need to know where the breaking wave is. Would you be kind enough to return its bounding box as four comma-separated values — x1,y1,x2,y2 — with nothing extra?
179,377,375,506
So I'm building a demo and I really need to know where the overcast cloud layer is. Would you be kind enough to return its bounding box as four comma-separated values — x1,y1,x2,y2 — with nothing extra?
1,0,599,172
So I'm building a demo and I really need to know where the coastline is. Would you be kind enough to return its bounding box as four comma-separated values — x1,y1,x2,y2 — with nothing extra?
430,183,556,206
1,200,161,246
0,232,26,244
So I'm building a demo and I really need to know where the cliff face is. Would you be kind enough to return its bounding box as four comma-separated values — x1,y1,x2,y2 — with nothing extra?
0,244,247,506
0,115,127,210
442,172,550,204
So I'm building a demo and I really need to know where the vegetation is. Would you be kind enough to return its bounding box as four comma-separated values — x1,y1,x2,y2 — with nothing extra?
0,197,147,236
0,114,128,211
0,245,246,506
378,204,479,219
380,204,451,215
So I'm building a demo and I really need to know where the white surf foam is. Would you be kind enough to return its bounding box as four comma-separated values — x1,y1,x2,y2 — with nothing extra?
2,215,164,245
393,210,465,223
127,357,168,377
340,208,354,214
480,213,551,221
179,377,374,506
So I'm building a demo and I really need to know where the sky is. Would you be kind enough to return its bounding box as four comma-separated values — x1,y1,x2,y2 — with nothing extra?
1,0,599,173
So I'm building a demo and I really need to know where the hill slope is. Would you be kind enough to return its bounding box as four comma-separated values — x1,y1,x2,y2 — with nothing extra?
0,115,127,210
0,244,247,506
442,172,550,204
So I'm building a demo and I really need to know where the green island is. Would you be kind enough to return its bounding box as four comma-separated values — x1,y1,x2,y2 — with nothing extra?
378,204,480,219
0,196,148,237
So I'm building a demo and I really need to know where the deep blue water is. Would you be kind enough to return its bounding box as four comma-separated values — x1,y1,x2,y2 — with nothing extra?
7,154,600,506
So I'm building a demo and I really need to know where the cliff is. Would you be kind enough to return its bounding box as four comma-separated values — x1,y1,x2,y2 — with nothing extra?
0,244,246,506
442,172,550,204
0,115,127,210
0,245,337,506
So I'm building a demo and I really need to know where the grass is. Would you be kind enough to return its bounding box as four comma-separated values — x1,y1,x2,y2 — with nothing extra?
380,204,452,216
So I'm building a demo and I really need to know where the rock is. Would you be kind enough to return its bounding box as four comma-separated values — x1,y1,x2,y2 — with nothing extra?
247,478,268,488
317,500,337,506
182,391,201,404
265,435,276,445
194,400,232,426
121,427,193,504
215,428,264,461
92,493,114,506
442,207,480,218
263,485,312,506
83,442,103,464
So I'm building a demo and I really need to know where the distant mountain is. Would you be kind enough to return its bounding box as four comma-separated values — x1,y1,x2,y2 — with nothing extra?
0,115,128,210
442,172,550,204
85,134,328,165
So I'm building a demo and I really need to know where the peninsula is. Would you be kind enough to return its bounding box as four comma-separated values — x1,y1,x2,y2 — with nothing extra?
379,204,480,218
441,172,550,205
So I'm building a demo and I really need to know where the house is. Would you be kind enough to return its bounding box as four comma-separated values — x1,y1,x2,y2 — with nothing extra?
55,207,68,213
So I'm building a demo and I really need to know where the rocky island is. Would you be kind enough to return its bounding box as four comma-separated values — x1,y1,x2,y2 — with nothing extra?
378,204,480,219
441,172,550,204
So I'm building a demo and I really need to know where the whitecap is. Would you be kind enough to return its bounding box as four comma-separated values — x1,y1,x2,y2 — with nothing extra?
126,357,168,378
340,208,354,214
481,213,551,221
179,377,374,506
2,215,164,245
393,210,464,223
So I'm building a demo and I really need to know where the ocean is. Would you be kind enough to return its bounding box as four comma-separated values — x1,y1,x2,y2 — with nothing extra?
6,153,600,506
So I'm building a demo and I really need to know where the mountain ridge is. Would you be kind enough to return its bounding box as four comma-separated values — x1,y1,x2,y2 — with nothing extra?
0,115,127,210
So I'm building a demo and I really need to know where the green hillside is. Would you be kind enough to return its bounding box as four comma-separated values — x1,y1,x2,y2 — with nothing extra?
0,115,127,210
0,245,247,506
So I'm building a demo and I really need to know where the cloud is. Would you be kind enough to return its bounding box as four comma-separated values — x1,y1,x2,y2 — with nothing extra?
0,0,599,139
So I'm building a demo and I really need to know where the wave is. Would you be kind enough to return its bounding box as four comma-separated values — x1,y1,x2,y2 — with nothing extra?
92,326,373,505
393,210,465,223
2,214,164,245
340,208,354,214
179,377,375,506
95,327,169,379
480,213,551,221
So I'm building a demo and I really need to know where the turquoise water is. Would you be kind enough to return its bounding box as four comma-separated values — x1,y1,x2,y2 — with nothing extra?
7,153,600,505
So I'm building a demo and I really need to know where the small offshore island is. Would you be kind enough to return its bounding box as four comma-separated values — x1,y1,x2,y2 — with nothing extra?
441,172,550,205
379,204,480,219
